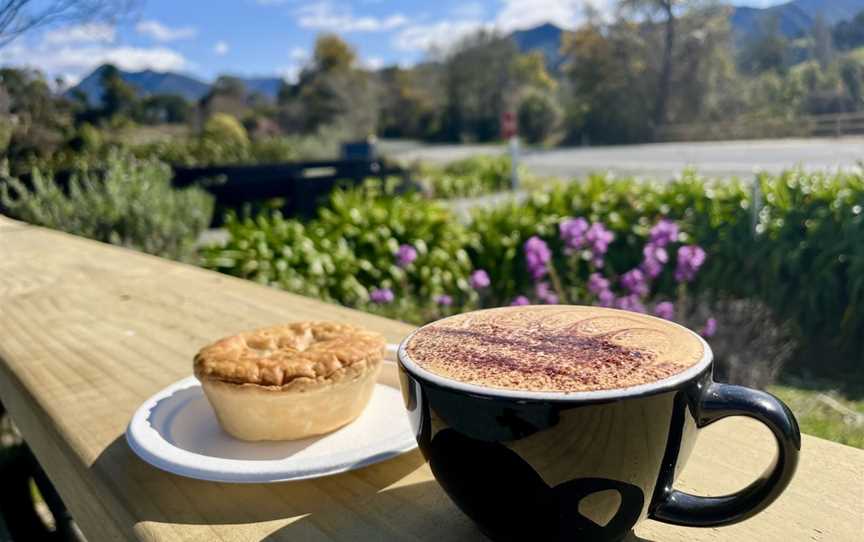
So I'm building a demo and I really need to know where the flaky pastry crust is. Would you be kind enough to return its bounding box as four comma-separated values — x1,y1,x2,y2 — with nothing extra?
193,321,386,391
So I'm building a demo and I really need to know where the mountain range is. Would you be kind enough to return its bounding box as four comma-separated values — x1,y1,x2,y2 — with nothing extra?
69,65,284,105
68,0,864,105
731,0,864,41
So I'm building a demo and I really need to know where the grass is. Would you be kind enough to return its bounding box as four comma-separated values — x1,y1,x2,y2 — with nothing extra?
768,384,864,449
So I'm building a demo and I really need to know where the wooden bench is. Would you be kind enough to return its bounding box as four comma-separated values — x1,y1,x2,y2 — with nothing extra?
0,216,861,541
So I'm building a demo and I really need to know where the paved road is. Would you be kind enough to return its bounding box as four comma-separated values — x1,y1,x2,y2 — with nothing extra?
382,137,864,180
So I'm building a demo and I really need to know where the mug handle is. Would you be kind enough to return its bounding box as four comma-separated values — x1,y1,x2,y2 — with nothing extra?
650,382,801,527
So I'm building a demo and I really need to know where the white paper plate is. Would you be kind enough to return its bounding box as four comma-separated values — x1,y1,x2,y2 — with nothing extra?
126,359,416,483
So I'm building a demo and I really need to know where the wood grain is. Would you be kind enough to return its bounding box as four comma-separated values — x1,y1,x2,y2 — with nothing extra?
0,216,862,541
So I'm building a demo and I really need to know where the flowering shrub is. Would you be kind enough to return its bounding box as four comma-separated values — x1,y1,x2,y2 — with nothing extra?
202,180,480,324
205,168,863,372
512,217,715,336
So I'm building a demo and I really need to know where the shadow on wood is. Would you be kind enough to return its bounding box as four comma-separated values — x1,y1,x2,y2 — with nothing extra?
91,435,426,525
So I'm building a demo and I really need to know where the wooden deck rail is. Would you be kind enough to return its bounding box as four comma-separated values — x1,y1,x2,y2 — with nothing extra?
0,215,861,541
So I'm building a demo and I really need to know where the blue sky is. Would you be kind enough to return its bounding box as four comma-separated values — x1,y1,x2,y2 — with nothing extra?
1,0,787,86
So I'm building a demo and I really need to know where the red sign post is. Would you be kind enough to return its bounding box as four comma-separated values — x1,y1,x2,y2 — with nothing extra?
501,111,517,139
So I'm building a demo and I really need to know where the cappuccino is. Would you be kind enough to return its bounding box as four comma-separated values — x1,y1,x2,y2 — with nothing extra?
405,305,704,393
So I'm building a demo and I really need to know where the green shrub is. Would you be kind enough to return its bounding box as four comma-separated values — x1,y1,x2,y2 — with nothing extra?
468,169,863,369
68,122,103,152
468,170,750,303
202,113,249,147
1,151,213,261
201,180,477,324
201,167,862,371
419,155,532,198
130,131,340,167
518,91,563,144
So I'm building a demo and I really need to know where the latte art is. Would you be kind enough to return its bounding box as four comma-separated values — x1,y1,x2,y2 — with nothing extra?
405,306,705,393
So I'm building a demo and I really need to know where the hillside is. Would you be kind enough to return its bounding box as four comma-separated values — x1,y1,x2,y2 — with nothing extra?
731,0,864,40
69,65,210,105
511,23,564,69
68,67,284,105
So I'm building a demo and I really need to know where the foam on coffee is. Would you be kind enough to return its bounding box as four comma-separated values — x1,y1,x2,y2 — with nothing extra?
405,305,705,393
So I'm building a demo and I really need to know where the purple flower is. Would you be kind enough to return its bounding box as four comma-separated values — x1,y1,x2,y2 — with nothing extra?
524,236,552,280
621,268,650,297
586,222,615,257
587,272,610,295
535,282,559,304
435,294,453,307
395,244,418,267
675,245,707,283
510,295,531,306
701,317,718,338
559,217,589,251
615,294,646,314
654,301,675,320
370,287,394,304
649,219,679,247
641,243,669,278
597,289,615,307
470,269,491,289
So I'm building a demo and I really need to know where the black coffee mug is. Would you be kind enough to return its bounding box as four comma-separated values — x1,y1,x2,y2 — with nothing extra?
397,317,800,542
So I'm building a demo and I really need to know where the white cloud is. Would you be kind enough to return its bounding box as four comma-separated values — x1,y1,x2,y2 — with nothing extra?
289,47,308,61
43,23,116,45
393,20,489,52
279,64,302,83
136,20,197,42
296,3,407,32
362,56,385,70
495,0,614,32
0,43,189,80
213,41,229,55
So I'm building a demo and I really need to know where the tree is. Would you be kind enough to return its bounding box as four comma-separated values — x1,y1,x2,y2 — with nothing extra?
137,94,190,124
100,64,138,121
560,21,654,143
832,11,864,51
283,34,378,137
0,0,134,48
442,30,520,141
738,15,790,75
377,64,444,140
0,67,71,162
517,91,562,144
312,33,355,72
810,16,833,68
619,0,681,127
211,76,246,100
840,58,864,110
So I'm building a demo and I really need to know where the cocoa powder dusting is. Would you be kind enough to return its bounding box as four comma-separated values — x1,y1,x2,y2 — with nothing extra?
405,306,704,393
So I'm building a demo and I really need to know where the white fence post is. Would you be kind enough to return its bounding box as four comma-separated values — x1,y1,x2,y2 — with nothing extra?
752,176,762,236
509,136,520,191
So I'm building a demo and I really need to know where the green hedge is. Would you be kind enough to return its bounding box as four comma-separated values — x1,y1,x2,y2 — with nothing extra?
204,168,863,370
418,155,531,198
201,180,477,323
468,169,863,368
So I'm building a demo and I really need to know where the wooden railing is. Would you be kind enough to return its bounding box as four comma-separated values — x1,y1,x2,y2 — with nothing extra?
0,215,862,541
